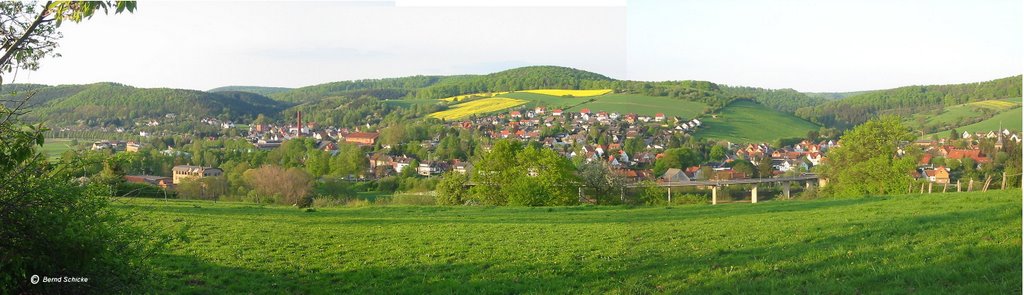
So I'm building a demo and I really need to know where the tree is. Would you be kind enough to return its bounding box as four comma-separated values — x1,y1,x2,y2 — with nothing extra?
435,172,468,205
469,139,579,206
709,145,727,162
1,2,139,293
577,161,625,205
729,159,756,178
243,165,314,206
757,156,773,178
653,147,701,176
820,116,916,198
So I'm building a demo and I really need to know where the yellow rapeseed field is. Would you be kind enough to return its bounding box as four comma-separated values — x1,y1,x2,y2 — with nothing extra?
439,91,511,102
519,89,612,97
428,97,527,120
970,99,1019,110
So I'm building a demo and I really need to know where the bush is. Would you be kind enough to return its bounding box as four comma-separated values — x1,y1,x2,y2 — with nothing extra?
798,186,819,200
436,172,468,205
1,161,154,293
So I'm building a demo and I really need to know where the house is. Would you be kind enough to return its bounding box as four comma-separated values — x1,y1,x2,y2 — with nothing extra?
91,141,111,151
662,168,691,182
654,113,666,122
126,142,142,152
171,165,223,184
922,166,951,184
535,106,546,114
552,109,563,116
453,161,472,174
392,156,414,173
344,132,379,145
124,175,173,189
946,148,990,164
417,161,447,176
614,169,653,182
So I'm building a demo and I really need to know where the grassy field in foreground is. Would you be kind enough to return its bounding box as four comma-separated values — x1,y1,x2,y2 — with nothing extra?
696,100,819,143
120,189,1021,294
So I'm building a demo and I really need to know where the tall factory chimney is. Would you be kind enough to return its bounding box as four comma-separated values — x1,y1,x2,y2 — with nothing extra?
296,111,303,135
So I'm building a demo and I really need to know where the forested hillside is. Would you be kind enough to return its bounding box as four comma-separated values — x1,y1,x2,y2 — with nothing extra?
10,67,1013,132
5,83,291,126
209,86,293,96
720,86,827,113
796,76,1022,129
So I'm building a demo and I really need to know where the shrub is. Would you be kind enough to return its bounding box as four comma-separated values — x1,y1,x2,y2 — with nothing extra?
436,172,468,205
1,158,154,293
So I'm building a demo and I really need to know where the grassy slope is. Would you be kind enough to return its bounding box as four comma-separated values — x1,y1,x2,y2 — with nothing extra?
567,94,707,118
926,107,1023,138
122,189,1021,294
696,100,819,143
907,98,1021,130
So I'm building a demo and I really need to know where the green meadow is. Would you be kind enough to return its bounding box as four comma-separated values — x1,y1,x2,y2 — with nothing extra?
696,100,819,143
567,94,708,118
908,98,1021,130
121,189,1021,294
39,138,82,159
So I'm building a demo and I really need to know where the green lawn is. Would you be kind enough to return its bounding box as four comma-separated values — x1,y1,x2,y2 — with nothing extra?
696,100,819,143
120,189,1021,294
566,94,708,118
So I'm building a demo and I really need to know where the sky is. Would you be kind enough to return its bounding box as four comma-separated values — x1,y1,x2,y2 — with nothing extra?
20,0,1024,92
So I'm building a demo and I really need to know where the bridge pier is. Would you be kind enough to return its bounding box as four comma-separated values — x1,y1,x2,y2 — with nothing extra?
782,181,791,199
667,187,672,204
712,186,718,205
751,185,758,203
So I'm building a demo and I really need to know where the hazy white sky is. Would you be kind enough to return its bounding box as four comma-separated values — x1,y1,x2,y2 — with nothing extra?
21,0,1023,92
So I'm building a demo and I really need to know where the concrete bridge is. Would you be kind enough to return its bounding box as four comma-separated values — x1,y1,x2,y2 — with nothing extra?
626,174,823,204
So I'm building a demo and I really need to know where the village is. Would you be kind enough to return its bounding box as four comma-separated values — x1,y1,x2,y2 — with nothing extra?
77,105,1022,193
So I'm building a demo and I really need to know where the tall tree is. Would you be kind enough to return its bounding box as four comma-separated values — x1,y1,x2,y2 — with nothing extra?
820,116,916,197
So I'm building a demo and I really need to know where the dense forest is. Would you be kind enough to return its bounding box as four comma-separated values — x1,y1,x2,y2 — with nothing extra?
3,83,291,126
719,86,827,113
796,76,1023,129
208,86,293,96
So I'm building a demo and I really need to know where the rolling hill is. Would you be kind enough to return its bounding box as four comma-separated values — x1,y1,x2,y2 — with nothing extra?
926,107,1023,138
907,98,1021,132
3,83,291,125
208,86,293,96
796,76,1023,129
566,93,708,118
696,100,819,143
